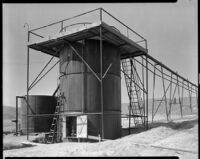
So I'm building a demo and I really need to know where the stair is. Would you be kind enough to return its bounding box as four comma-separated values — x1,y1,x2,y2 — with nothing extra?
121,58,145,127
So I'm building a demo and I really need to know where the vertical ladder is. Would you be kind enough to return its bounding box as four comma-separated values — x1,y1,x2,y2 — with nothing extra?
122,58,145,127
47,94,63,144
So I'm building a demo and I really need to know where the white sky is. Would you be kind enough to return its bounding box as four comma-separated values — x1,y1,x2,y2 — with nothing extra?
3,1,198,107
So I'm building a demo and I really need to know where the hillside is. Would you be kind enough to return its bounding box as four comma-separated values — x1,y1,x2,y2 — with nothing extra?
3,96,197,132
3,106,17,120
3,106,20,132
121,97,198,116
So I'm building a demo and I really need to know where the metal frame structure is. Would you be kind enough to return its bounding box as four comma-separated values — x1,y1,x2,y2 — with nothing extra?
21,8,198,142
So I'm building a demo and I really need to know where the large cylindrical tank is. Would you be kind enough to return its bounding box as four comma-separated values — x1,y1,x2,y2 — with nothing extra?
20,95,57,134
59,39,121,139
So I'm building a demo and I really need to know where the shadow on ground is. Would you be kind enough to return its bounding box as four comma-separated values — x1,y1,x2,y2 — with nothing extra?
3,143,36,150
122,118,198,137
148,118,198,130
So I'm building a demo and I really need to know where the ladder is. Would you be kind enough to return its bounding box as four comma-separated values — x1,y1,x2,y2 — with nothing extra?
47,94,64,144
121,58,145,127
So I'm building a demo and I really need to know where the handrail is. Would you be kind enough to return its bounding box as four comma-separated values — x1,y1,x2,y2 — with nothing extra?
101,8,146,40
30,8,101,32
29,8,147,51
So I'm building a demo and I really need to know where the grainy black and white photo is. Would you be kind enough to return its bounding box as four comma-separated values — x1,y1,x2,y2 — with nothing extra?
3,1,198,158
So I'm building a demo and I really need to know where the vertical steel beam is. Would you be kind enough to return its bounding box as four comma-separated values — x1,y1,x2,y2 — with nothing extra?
142,56,145,125
99,9,103,137
131,59,134,127
177,76,183,117
16,97,18,135
145,55,148,129
129,102,131,134
81,40,84,113
181,79,184,114
169,73,173,119
188,82,192,112
170,77,178,118
152,64,156,122
190,84,193,112
100,8,102,23
27,31,30,140
196,87,198,107
161,67,168,121
128,59,133,134
99,25,104,140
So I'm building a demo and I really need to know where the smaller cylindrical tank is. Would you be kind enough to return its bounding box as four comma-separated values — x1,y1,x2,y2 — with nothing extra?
20,95,57,134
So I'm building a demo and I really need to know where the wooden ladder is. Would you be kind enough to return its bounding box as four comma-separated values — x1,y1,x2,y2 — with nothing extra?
47,97,63,144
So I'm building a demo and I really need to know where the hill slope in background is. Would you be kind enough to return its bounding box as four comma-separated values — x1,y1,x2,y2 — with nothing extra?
121,97,198,115
3,106,20,132
3,106,17,120
3,97,197,131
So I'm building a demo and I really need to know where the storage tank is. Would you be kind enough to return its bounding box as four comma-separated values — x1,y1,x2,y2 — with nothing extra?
59,39,121,139
20,95,57,134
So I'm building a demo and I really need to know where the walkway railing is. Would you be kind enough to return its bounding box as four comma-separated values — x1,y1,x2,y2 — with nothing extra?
28,8,147,49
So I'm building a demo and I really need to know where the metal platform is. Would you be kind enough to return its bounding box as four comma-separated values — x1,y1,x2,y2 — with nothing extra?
28,21,147,59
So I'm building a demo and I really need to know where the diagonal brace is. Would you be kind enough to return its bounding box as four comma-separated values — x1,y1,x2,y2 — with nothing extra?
63,40,101,82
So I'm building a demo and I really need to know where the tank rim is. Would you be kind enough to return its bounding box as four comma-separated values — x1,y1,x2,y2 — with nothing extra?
24,95,56,97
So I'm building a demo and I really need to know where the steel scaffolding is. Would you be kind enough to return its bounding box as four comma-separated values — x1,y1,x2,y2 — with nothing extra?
22,8,198,142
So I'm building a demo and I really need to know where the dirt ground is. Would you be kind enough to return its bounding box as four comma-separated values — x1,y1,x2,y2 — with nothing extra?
3,114,198,158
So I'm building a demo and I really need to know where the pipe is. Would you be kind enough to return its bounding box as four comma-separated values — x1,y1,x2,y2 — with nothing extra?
144,54,197,88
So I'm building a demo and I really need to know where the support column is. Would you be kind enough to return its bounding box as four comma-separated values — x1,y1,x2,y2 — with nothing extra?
100,25,104,140
181,79,184,116
188,82,192,112
27,31,30,140
145,54,148,129
169,73,173,119
142,56,145,125
161,66,168,121
152,64,156,122
16,97,18,135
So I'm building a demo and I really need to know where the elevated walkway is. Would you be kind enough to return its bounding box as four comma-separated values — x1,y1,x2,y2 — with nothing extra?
28,21,147,59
